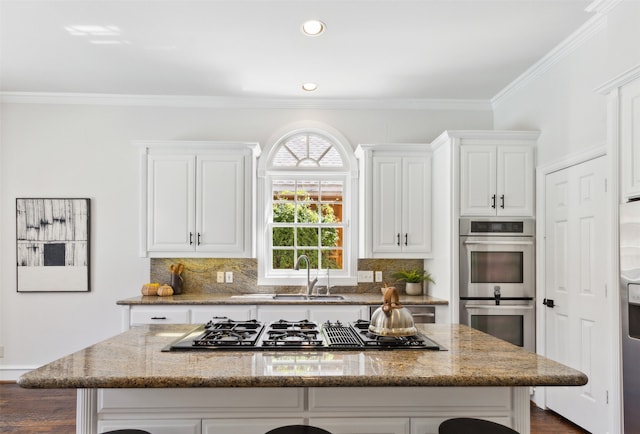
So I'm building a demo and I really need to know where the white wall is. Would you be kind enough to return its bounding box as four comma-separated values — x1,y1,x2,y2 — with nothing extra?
0,102,491,378
493,2,640,163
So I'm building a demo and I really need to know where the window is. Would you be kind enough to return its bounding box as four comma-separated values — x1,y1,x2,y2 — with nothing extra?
257,127,357,286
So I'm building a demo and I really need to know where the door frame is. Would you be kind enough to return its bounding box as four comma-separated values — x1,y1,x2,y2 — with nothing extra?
535,145,619,433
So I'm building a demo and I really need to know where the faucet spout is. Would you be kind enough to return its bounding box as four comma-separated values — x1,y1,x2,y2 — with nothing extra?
294,254,317,295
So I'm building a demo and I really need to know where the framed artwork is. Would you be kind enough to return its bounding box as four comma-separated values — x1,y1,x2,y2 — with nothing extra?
16,198,90,292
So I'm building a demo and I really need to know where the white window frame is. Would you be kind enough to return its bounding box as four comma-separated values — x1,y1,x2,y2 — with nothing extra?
257,124,358,286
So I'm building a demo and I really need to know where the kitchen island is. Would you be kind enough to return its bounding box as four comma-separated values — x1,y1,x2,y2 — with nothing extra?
18,323,586,434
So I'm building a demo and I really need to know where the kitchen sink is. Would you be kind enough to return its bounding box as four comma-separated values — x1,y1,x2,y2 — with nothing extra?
272,294,345,301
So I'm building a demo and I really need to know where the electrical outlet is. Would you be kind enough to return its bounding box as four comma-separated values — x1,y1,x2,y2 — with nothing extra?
375,271,383,282
216,272,225,283
357,270,374,282
225,271,233,283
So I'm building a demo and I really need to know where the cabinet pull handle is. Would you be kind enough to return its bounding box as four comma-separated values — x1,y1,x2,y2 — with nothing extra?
151,316,167,320
491,194,496,209
189,232,194,245
500,194,505,209
405,233,408,246
397,233,401,246
197,232,201,246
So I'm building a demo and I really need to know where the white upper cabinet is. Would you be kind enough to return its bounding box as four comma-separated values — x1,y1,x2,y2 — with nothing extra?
356,144,432,258
620,78,640,201
459,139,536,217
137,141,260,258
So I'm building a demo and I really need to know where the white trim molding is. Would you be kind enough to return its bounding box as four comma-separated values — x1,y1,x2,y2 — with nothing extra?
0,92,492,112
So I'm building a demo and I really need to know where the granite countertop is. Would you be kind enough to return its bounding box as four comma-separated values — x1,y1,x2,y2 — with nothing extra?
18,324,587,389
116,293,448,306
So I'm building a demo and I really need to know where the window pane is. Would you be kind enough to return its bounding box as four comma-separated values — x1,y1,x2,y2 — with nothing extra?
322,250,343,269
298,249,320,269
273,180,296,199
273,250,294,269
296,203,319,223
318,146,344,167
296,181,318,202
321,203,341,223
273,203,295,223
321,227,342,247
272,227,294,247
320,181,343,202
297,227,319,247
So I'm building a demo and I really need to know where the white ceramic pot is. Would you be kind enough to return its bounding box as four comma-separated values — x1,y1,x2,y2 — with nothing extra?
405,282,423,296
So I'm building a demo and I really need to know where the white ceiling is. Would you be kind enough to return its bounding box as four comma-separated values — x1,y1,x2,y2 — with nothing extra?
0,0,597,104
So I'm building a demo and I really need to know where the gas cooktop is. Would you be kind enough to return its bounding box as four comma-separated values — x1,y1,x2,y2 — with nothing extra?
162,318,444,352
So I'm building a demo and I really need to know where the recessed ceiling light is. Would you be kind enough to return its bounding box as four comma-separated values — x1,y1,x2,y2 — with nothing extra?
301,20,325,36
302,82,318,92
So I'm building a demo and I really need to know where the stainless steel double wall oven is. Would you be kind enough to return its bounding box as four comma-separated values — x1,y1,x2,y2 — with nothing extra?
459,217,535,351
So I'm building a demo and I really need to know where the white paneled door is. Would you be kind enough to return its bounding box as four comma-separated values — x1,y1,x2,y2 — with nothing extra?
544,156,608,434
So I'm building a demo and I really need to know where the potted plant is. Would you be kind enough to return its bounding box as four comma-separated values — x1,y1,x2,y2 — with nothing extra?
391,269,435,295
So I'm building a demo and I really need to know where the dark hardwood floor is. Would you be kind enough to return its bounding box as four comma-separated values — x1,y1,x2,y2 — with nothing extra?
1,382,590,433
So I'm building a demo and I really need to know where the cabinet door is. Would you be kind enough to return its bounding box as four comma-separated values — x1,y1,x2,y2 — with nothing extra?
309,417,410,434
197,154,245,253
203,418,305,434
147,154,195,251
621,78,640,200
372,156,403,252
497,146,534,216
402,156,432,253
460,146,496,216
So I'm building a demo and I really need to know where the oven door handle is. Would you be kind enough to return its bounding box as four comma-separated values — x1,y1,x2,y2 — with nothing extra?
462,240,533,246
464,304,534,310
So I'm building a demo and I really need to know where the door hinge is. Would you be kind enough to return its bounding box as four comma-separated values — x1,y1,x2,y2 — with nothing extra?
606,390,609,404
605,178,608,192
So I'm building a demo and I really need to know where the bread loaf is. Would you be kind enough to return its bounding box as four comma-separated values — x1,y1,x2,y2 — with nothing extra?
157,285,174,297
141,283,160,296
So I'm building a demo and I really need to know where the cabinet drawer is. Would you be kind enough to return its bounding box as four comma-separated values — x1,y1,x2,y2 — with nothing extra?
191,305,256,323
130,308,190,325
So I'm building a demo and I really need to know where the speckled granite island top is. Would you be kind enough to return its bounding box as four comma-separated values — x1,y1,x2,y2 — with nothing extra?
116,293,448,305
18,324,586,389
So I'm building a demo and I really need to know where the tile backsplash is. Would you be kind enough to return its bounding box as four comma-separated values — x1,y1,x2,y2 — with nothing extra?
150,258,425,295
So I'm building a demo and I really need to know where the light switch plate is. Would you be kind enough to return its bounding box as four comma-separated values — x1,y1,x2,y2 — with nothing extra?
375,271,383,282
357,270,374,282
225,271,233,283
216,272,225,283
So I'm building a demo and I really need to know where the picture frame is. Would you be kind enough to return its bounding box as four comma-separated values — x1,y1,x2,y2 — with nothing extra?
16,198,91,292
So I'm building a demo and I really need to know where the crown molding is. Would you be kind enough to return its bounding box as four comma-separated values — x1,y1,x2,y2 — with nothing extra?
0,91,492,112
491,6,610,108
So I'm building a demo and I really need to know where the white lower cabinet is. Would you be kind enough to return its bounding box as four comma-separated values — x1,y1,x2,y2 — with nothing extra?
91,387,527,434
202,418,305,434
129,306,191,326
309,418,410,434
191,305,257,323
98,419,201,434
124,304,368,331
410,417,511,434
257,305,368,323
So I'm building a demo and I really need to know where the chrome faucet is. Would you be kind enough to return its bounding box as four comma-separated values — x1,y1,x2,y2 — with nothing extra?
494,286,501,305
294,254,318,295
